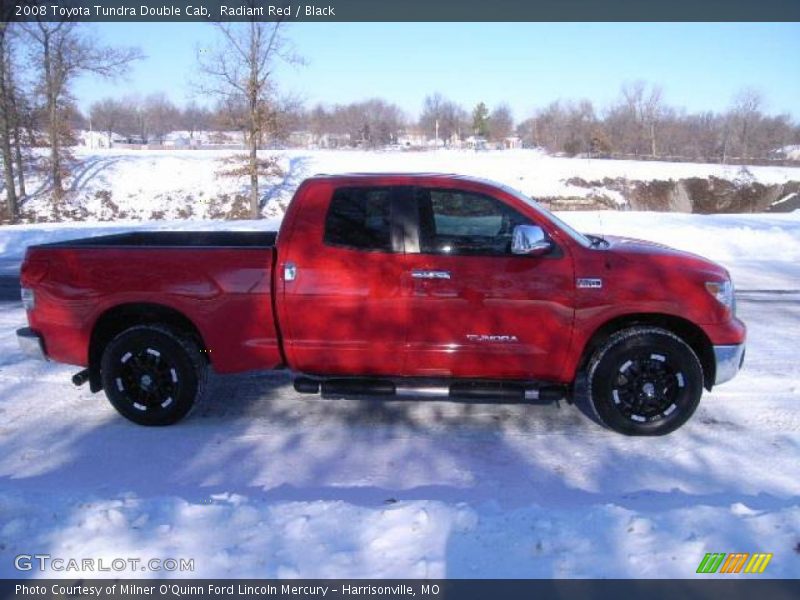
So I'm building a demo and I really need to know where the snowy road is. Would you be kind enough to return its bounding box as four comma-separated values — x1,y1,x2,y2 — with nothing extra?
0,211,798,579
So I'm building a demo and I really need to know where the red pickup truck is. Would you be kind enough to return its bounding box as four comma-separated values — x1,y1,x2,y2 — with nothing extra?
17,174,745,435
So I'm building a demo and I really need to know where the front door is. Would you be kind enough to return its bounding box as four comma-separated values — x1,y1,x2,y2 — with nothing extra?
403,186,575,381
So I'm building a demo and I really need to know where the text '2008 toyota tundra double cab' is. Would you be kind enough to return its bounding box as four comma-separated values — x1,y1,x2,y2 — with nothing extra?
18,174,746,435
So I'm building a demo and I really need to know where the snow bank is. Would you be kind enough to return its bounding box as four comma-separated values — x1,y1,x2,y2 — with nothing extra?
11,148,800,220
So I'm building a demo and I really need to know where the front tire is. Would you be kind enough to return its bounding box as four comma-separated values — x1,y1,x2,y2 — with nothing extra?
100,325,206,426
587,327,703,435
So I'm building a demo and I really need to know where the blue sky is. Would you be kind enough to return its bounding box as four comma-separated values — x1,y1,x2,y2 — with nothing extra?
72,22,800,120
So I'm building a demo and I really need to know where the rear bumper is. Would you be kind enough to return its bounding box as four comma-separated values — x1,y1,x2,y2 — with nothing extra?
713,343,745,385
16,327,47,361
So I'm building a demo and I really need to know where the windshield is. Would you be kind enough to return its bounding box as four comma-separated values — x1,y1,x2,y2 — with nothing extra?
499,183,592,248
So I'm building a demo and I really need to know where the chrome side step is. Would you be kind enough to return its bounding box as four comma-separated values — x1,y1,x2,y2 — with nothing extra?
395,385,449,399
293,376,566,403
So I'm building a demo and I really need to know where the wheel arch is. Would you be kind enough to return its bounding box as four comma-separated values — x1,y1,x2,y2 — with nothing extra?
88,302,209,392
576,313,716,391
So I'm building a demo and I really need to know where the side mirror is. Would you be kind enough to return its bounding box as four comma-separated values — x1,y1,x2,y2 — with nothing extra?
511,225,552,256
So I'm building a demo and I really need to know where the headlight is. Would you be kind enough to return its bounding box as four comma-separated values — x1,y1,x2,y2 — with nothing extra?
705,280,734,312
21,287,35,311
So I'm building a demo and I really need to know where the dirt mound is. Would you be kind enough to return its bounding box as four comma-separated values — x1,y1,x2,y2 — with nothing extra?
560,175,800,213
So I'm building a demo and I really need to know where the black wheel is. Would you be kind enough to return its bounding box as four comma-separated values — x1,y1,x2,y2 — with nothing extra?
587,327,703,435
100,325,206,426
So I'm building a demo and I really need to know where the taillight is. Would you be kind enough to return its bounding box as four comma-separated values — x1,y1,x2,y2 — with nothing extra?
21,287,35,311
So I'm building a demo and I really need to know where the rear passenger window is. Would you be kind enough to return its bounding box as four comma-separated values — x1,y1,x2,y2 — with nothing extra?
324,187,393,252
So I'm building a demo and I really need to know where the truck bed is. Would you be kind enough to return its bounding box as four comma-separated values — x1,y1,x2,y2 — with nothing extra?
22,231,282,374
31,231,277,249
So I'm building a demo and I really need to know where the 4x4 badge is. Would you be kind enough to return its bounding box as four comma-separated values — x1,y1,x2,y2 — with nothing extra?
577,278,603,289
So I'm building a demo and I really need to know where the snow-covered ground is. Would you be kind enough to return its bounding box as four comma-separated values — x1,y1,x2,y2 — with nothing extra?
0,208,798,578
11,148,800,220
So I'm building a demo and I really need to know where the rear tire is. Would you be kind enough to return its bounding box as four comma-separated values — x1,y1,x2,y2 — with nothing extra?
587,327,703,435
100,325,206,426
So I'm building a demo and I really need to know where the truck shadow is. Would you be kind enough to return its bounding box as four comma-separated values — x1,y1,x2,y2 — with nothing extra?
69,155,137,193
198,369,587,432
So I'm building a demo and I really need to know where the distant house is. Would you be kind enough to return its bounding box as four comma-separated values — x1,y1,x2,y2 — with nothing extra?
164,132,195,148
315,132,351,149
503,136,522,150
80,130,125,149
289,131,315,148
204,130,245,147
780,145,800,160
398,127,428,148
446,133,464,148
465,136,489,151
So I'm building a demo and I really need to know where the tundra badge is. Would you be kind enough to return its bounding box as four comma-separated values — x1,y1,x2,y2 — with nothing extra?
466,334,520,343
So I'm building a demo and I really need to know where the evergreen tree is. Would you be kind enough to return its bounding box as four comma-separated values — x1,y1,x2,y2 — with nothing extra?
472,102,490,137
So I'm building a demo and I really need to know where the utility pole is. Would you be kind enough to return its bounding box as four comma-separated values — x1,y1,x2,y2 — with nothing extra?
435,118,439,149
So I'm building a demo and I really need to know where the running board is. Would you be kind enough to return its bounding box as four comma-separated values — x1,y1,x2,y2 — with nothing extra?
293,376,566,403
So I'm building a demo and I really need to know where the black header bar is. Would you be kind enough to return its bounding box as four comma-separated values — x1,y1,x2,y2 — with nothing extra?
5,0,800,22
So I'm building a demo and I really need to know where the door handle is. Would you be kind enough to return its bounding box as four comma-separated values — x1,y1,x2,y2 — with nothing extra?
411,269,451,280
284,262,297,282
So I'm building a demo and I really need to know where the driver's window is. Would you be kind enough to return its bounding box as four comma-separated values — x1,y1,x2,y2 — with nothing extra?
416,188,533,256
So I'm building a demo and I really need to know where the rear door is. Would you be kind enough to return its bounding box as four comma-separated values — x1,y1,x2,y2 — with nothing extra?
279,183,409,376
402,185,576,381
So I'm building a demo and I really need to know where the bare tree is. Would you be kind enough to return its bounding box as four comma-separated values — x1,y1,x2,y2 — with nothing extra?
419,93,468,145
516,117,537,147
22,22,142,201
212,94,249,141
729,87,763,159
89,97,125,146
144,93,179,144
350,98,405,147
9,70,28,198
181,101,212,139
269,94,306,143
602,81,664,157
198,17,301,218
643,85,663,157
527,101,568,152
488,103,514,143
0,15,35,219
307,103,330,139
0,22,18,220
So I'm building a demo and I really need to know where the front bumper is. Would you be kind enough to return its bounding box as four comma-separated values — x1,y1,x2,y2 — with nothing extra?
713,343,745,385
16,327,47,361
